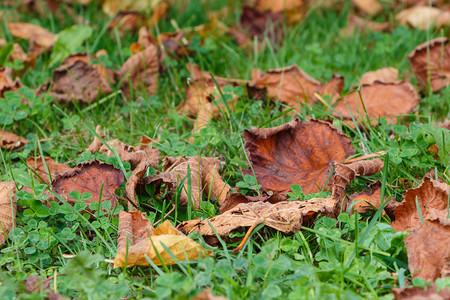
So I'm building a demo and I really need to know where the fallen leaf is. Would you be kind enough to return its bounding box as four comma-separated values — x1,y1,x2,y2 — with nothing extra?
249,65,344,109
0,182,16,246
118,45,159,98
247,0,306,23
342,14,389,36
114,219,209,268
240,6,284,44
191,288,228,300
392,285,450,300
178,198,336,243
0,39,28,63
52,159,125,208
24,275,64,300
117,210,154,253
408,37,450,92
200,157,231,207
396,6,450,30
108,12,148,35
331,158,384,202
352,0,382,15
98,140,148,170
243,118,355,194
49,54,114,104
404,218,450,281
333,81,420,124
7,22,56,50
220,191,288,214
0,129,29,150
0,67,22,97
26,156,73,186
102,0,166,16
391,177,449,232
125,148,160,210
359,67,399,85
85,125,104,153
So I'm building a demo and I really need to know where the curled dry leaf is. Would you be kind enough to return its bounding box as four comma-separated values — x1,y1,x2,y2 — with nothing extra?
240,6,284,44
396,6,450,30
247,0,306,23
408,37,450,92
404,218,450,281
99,140,147,170
0,182,17,246
191,288,228,300
351,0,382,15
52,159,125,208
391,177,449,232
26,156,73,186
249,65,344,109
0,129,29,150
342,14,389,36
103,0,168,17
178,198,336,243
125,148,160,210
117,210,154,253
220,191,287,214
243,118,355,195
118,44,159,98
392,285,450,300
114,219,209,268
85,125,104,153
108,12,148,35
49,54,114,104
331,158,384,202
333,81,420,124
24,275,64,300
359,67,399,85
0,67,22,97
7,22,56,50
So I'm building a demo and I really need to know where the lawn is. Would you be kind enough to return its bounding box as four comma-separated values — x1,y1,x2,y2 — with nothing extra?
0,0,449,299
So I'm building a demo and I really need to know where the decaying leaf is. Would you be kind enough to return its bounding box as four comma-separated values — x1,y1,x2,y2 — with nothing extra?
85,125,104,153
240,6,284,44
108,12,148,35
247,0,306,23
125,148,160,210
24,275,64,300
0,182,17,246
26,156,73,186
352,0,382,15
102,0,168,18
52,159,125,208
118,44,159,98
7,22,56,51
178,198,336,243
331,158,384,202
392,285,450,300
408,37,450,92
0,67,22,97
191,288,228,300
0,39,28,63
249,65,344,109
391,177,449,232
333,81,420,124
49,54,114,104
342,14,389,36
359,67,399,85
220,191,288,214
114,219,209,268
0,129,29,150
243,118,355,194
404,218,450,281
117,210,154,253
396,6,450,30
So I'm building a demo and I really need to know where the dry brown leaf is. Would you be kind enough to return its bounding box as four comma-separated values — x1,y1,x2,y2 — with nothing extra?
108,12,148,35
52,159,125,208
243,118,355,195
191,288,228,300
392,285,450,300
220,192,288,214
0,129,29,150
404,218,450,281
0,182,17,246
240,6,284,44
248,0,306,23
408,37,450,92
359,67,399,85
178,198,336,242
26,156,73,186
85,125,104,153
200,157,231,207
7,22,56,50
114,219,209,268
0,67,22,97
102,0,166,16
342,14,389,36
125,148,160,210
118,45,159,98
331,158,384,202
352,0,382,15
49,54,114,104
117,210,154,253
333,81,420,124
396,6,450,30
249,65,344,109
99,140,147,170
391,177,449,232
0,39,28,63
24,275,64,300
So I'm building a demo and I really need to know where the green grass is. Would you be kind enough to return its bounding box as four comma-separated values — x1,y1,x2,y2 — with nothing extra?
0,0,449,299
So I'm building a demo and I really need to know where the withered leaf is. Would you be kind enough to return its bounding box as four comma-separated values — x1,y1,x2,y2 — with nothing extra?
396,6,450,30
0,182,17,246
333,81,420,124
114,219,209,268
392,285,450,300
0,129,29,150
0,67,22,97
200,157,231,207
243,118,355,195
352,0,382,15
0,39,28,63
27,156,73,186
178,198,336,242
342,14,389,36
117,210,154,253
49,54,113,104
392,177,449,232
404,218,450,281
24,275,64,300
102,0,168,17
248,0,306,23
240,6,284,44
85,125,104,153
8,22,55,50
191,288,228,300
408,37,450,92
118,45,159,98
52,159,125,208
359,67,399,85
220,191,287,214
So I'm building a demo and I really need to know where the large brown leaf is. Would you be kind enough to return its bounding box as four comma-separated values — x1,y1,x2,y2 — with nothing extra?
404,218,450,281
243,118,355,194
359,67,399,85
352,0,382,15
391,177,449,232
392,285,450,300
219,191,287,214
117,210,154,253
333,81,420,124
52,160,125,208
408,37,450,92
7,22,55,50
396,6,450,30
0,129,29,150
247,0,306,23
0,182,16,246
0,67,22,97
26,156,73,186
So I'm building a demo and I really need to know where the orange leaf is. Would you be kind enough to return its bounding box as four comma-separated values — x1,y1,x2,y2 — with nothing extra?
0,182,16,246
26,156,73,186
